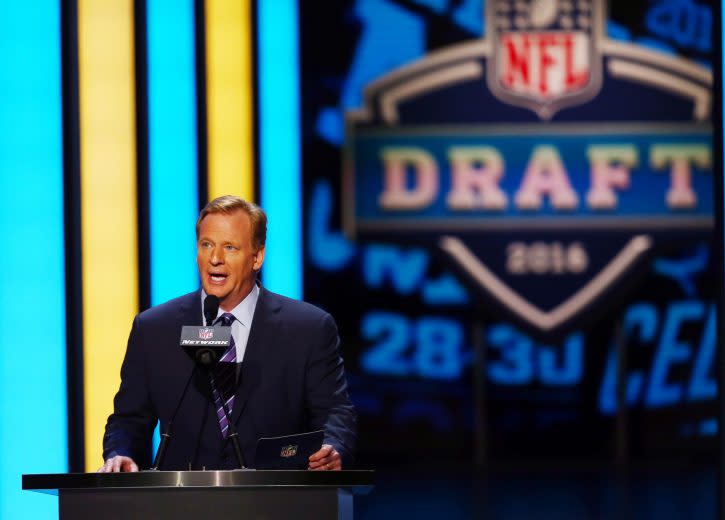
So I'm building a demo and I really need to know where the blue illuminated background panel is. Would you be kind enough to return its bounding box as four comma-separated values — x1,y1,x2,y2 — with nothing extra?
147,0,199,306
0,2,67,518
258,0,302,300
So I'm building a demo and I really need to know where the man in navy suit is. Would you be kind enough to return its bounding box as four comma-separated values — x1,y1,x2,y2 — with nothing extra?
99,196,356,472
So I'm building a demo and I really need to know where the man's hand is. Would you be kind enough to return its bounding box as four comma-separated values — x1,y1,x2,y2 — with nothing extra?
308,444,342,471
98,456,139,473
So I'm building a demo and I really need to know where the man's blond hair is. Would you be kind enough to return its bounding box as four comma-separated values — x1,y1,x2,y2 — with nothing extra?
196,195,267,251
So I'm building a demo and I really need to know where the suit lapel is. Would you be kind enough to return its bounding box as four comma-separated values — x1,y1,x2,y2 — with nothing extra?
230,286,281,427
177,290,203,327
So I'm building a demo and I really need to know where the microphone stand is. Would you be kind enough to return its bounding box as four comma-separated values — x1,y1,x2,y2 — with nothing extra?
169,298,244,470
208,372,245,469
151,365,198,470
203,302,244,469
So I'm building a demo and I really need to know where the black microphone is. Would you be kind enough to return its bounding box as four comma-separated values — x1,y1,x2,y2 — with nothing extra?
204,294,220,326
153,296,219,470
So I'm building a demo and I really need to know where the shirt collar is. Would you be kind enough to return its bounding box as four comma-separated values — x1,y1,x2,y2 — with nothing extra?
200,283,260,328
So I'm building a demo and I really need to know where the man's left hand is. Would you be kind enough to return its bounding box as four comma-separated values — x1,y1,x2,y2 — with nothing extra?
308,444,341,471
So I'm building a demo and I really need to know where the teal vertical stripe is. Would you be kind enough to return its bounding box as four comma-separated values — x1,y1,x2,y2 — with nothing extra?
147,0,199,459
0,2,67,519
148,0,199,306
259,0,302,299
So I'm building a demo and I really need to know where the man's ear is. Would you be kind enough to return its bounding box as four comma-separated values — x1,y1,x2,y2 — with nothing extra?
252,246,265,271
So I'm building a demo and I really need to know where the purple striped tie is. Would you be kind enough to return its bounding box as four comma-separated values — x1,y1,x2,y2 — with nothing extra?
213,313,236,438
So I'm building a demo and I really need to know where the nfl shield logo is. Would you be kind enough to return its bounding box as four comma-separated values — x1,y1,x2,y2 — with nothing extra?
280,444,298,458
487,0,603,119
198,328,214,340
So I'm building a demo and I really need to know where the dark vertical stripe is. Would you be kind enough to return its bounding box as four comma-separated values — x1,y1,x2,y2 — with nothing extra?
195,0,208,209
61,0,85,474
713,2,725,516
135,0,151,312
251,0,261,205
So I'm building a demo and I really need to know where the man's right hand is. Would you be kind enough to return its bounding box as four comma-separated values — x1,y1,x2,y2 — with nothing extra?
98,456,139,473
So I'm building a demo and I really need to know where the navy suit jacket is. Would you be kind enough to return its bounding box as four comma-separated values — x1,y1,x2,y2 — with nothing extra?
103,286,356,470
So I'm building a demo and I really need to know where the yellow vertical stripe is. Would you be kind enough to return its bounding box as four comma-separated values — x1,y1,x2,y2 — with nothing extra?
205,0,255,201
78,0,138,470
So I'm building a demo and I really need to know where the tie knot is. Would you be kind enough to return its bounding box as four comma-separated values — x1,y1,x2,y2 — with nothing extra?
218,313,235,327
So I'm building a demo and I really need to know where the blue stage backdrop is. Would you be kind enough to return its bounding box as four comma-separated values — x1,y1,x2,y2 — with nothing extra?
300,0,716,463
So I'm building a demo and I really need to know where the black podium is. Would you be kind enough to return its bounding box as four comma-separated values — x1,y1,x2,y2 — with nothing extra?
23,470,374,519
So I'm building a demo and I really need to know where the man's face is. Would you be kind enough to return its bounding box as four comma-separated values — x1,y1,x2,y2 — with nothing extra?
196,210,265,311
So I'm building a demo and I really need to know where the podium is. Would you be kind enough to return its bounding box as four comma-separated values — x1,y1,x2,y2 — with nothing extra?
23,470,374,520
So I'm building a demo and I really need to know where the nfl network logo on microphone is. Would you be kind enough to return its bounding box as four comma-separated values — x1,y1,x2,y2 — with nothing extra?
343,0,712,335
199,328,214,340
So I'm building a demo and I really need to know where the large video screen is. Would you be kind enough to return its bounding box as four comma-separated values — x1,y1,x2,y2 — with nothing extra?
300,0,716,463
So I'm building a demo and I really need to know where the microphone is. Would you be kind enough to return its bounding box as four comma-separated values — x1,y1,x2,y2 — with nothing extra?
204,294,219,326
152,296,220,470
179,325,231,367
154,327,229,469
174,325,245,468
